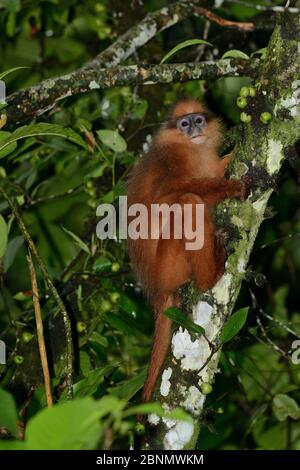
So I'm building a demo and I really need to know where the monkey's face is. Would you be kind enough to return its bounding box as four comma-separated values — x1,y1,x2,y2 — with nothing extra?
176,113,207,144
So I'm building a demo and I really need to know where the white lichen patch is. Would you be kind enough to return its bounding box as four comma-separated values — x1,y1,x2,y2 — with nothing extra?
172,328,210,370
267,139,283,174
214,0,225,7
89,80,100,90
162,417,177,429
148,413,160,425
192,301,219,342
164,421,194,450
274,81,300,118
237,258,246,273
216,59,237,75
198,353,220,384
193,301,213,326
253,193,269,213
160,367,172,397
231,214,243,228
43,79,56,89
181,385,205,414
211,273,232,305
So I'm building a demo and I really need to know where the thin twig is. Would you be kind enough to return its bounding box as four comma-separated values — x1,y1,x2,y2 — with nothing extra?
0,184,73,398
27,251,53,407
195,7,254,31
225,0,300,13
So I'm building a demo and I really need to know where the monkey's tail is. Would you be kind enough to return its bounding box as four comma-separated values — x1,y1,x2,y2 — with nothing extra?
141,294,174,403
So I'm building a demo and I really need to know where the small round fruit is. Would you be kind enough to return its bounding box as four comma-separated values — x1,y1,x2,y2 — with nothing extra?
110,292,120,304
135,423,145,435
111,262,120,272
77,321,87,333
248,86,256,97
217,407,224,414
14,355,24,365
240,86,249,98
236,97,247,109
240,112,252,123
201,382,213,395
260,111,272,124
100,299,112,313
22,332,34,343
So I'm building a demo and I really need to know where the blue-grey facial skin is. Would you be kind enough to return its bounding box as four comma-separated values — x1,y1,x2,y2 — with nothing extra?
176,113,207,139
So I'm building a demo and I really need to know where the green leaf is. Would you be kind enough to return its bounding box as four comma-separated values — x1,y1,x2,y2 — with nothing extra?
3,236,23,272
25,398,105,450
160,39,213,64
0,441,27,450
0,214,8,258
251,47,267,59
163,307,205,335
92,256,112,272
0,131,17,159
0,123,87,158
119,293,139,316
105,312,137,336
97,130,127,153
221,49,249,60
220,307,249,344
272,394,300,422
108,368,147,400
61,226,90,254
0,388,18,435
88,331,109,349
73,364,116,398
0,66,29,80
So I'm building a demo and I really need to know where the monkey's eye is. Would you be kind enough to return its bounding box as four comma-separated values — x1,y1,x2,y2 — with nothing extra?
195,115,205,125
180,119,189,128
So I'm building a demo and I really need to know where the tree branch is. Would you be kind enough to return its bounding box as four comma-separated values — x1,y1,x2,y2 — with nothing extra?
5,59,259,125
195,7,254,31
142,12,300,450
0,184,73,399
27,251,53,408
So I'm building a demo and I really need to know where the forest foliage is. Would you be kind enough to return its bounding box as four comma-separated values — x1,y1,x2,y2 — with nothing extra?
0,0,300,450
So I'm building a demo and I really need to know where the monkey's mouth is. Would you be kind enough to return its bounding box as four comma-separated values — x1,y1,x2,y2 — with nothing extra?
191,134,206,144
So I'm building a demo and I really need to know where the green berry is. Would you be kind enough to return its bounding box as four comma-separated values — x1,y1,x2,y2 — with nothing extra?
111,262,120,272
240,112,252,123
248,86,256,97
77,321,87,333
135,423,145,435
110,292,120,304
217,407,224,414
100,299,112,313
240,86,249,98
260,111,272,124
22,332,34,343
14,355,24,365
236,97,247,109
201,382,213,395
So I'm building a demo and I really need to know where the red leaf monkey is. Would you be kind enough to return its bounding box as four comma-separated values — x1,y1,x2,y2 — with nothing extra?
127,99,248,403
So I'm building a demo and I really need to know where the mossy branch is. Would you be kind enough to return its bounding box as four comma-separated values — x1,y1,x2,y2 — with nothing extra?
4,59,259,125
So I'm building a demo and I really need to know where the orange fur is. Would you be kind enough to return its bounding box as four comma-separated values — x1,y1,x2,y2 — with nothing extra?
127,100,246,405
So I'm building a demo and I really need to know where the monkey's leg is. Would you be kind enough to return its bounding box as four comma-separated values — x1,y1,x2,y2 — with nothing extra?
187,204,226,291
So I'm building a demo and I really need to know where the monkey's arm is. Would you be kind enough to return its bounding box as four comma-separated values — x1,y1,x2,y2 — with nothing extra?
154,177,246,205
